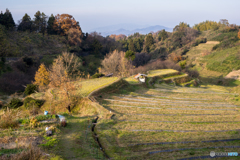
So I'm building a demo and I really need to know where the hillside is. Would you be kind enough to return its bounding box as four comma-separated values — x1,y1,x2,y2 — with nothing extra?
2,9,240,159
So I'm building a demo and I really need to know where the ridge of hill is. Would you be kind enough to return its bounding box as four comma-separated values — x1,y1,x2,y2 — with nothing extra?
95,25,172,36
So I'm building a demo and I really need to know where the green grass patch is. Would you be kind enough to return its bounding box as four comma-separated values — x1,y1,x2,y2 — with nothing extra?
0,148,24,156
124,76,139,84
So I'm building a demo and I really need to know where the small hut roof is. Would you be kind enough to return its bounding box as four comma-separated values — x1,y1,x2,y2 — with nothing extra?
134,73,147,79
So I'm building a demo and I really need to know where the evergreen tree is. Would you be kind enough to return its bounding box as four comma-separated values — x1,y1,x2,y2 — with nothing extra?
47,14,57,35
144,33,154,53
17,13,32,32
134,38,144,52
91,39,103,55
0,11,4,26
128,39,135,52
158,29,168,41
2,9,15,30
125,50,135,61
33,11,47,34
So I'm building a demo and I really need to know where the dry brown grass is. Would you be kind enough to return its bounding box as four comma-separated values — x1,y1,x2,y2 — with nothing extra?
201,50,211,56
0,108,19,129
0,145,45,160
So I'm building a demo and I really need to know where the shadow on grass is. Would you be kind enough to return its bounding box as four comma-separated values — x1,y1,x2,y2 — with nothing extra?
200,76,240,87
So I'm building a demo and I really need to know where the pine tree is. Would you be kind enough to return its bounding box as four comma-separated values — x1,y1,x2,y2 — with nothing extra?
144,33,154,53
33,11,47,34
2,9,15,30
17,13,32,32
0,11,4,26
34,64,50,87
158,29,168,41
47,14,57,35
128,39,135,52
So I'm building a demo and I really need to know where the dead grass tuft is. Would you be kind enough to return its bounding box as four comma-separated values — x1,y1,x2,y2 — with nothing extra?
0,145,45,160
0,108,19,129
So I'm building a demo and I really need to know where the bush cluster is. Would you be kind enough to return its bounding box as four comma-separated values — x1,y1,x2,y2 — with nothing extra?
23,97,44,109
24,84,38,95
179,60,187,69
92,73,105,78
35,114,55,121
184,68,199,78
7,98,23,109
191,38,207,47
212,36,238,50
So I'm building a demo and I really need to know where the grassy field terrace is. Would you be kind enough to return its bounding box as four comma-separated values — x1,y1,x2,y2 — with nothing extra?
124,69,187,85
94,82,240,160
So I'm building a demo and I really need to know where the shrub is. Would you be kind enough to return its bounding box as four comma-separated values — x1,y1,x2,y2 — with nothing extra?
7,98,23,109
175,76,191,84
212,36,238,50
179,60,187,69
92,73,105,78
35,114,52,121
24,84,38,95
23,97,44,109
30,117,39,128
191,38,207,47
184,68,199,78
170,53,182,63
40,136,58,148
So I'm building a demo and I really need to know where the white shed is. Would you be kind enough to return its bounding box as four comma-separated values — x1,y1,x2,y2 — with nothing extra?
134,73,147,83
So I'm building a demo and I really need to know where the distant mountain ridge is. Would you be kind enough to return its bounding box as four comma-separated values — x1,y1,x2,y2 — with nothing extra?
89,24,172,37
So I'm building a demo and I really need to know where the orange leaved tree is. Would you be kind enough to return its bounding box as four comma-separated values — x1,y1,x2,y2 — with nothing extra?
53,14,82,36
34,64,50,89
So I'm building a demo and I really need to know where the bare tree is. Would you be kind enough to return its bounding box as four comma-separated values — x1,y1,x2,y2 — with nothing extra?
101,50,132,77
49,52,82,112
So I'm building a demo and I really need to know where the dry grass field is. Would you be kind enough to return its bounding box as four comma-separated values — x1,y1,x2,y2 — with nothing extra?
94,81,240,159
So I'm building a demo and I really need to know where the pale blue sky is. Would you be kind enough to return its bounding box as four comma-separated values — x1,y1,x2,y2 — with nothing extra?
1,0,240,32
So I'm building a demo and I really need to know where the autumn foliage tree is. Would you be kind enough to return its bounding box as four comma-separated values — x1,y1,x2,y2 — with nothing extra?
34,64,50,88
53,14,82,36
68,28,82,46
169,53,182,63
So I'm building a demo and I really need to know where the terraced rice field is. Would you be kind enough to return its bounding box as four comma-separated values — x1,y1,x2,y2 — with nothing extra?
147,69,179,77
95,84,240,159
124,69,180,85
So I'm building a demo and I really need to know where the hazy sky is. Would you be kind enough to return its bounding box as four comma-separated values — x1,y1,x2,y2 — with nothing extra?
1,0,240,32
